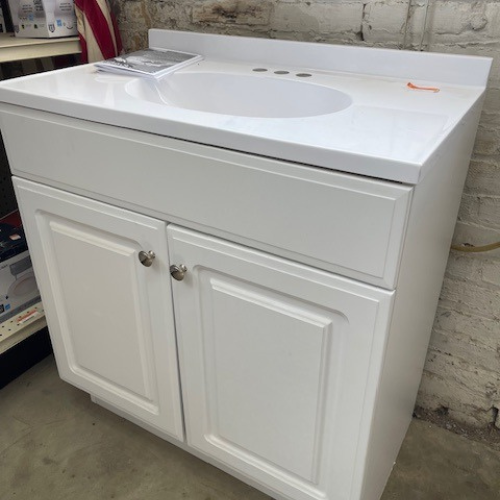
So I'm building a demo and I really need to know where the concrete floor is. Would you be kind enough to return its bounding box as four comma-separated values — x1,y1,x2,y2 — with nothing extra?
1,357,500,500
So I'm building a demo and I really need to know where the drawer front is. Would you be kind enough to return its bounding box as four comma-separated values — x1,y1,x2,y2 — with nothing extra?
0,106,412,289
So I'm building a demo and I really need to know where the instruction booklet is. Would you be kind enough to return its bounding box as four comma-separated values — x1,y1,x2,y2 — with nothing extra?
95,48,203,78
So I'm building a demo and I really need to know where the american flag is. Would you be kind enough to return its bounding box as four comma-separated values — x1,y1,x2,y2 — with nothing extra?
74,0,122,63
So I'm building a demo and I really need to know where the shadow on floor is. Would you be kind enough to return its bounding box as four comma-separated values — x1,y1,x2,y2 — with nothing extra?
1,357,499,500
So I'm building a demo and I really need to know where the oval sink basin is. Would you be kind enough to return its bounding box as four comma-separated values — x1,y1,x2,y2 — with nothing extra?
126,72,352,118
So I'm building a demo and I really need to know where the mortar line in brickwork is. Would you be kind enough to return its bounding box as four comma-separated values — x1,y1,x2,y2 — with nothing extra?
419,0,431,51
401,0,412,49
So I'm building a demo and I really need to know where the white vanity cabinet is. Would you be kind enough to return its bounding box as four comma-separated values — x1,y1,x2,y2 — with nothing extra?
2,102,484,500
0,27,491,500
13,179,184,441
14,171,397,500
14,173,396,500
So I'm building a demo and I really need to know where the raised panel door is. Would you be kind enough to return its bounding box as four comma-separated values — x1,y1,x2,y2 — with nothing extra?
14,178,184,441
168,225,394,500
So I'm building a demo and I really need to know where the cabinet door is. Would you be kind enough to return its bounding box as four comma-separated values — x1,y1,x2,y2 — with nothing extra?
168,225,394,500
14,178,184,441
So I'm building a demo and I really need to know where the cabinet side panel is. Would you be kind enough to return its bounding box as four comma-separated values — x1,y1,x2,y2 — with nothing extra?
356,102,484,500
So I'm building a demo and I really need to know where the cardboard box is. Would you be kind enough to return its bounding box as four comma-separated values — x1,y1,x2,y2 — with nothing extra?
8,0,77,38
0,211,40,321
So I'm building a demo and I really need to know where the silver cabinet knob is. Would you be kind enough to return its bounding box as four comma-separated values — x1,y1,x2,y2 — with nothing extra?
138,250,156,267
170,264,188,281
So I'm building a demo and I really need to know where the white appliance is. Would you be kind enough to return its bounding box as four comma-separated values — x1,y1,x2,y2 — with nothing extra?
0,250,40,321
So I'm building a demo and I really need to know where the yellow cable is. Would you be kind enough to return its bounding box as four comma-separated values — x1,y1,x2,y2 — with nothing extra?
451,241,500,253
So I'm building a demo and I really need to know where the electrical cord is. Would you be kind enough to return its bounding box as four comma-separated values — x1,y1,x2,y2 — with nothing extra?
451,241,500,253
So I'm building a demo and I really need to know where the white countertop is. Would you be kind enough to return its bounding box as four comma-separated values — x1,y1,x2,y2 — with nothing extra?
0,30,491,184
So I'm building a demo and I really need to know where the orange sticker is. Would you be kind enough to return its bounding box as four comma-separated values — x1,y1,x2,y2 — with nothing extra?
407,82,440,93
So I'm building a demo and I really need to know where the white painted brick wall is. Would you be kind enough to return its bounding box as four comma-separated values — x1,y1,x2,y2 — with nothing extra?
109,0,500,428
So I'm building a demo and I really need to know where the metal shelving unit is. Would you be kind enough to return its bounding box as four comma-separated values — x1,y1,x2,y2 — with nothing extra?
0,301,46,354
0,33,80,63
0,34,80,368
